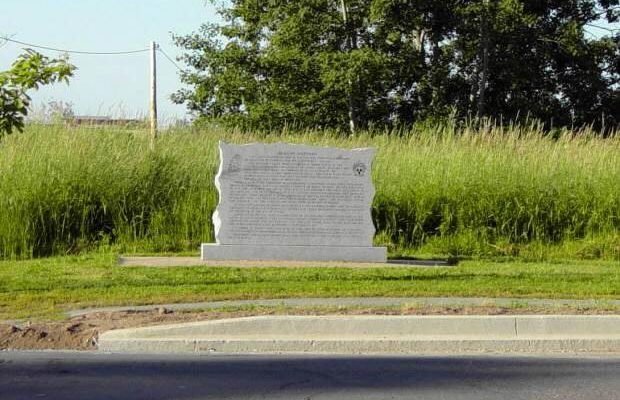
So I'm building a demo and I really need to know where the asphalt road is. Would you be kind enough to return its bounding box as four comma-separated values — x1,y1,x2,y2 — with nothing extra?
1,351,619,400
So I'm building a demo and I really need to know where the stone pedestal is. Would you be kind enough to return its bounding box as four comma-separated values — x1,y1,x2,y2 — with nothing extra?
201,244,387,263
201,142,387,263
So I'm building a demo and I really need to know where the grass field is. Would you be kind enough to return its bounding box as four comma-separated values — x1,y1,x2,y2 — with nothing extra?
0,253,618,320
0,123,618,260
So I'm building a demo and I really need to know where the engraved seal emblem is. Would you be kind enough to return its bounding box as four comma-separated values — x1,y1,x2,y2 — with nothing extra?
353,161,367,176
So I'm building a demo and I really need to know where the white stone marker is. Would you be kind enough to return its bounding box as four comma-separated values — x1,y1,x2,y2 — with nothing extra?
201,142,387,262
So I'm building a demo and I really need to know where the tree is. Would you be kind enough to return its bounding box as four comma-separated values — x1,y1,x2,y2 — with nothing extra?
173,0,620,132
369,0,461,123
0,49,76,136
450,0,620,129
173,0,393,132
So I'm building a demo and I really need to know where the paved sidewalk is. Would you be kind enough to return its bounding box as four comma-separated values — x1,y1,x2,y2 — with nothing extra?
118,256,453,268
68,296,620,317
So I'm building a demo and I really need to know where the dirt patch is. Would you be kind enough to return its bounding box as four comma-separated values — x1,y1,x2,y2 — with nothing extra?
0,309,245,351
1,305,618,351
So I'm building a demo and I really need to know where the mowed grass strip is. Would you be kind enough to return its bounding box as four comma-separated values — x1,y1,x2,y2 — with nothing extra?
0,253,617,320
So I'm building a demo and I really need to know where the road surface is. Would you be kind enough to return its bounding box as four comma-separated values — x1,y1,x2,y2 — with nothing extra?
1,351,619,399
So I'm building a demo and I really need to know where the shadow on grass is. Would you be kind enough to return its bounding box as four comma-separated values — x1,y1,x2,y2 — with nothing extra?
387,256,459,267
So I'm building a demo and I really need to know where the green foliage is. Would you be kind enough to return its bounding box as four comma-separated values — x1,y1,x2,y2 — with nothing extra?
0,50,75,136
173,0,619,132
0,124,618,260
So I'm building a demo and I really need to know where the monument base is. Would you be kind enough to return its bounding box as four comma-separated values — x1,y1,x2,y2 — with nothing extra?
201,244,387,263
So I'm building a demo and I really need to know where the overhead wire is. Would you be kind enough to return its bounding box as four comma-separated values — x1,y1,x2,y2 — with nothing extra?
2,36,184,71
0,36,150,55
157,47,184,71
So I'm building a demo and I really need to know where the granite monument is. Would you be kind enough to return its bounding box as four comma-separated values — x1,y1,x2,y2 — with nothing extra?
201,142,387,262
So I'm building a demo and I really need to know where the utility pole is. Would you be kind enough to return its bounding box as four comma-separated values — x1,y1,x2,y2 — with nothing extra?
150,41,158,148
340,0,357,134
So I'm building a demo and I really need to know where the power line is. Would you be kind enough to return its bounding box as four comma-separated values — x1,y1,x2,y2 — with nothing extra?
158,47,183,71
2,36,184,71
1,37,150,55
584,24,619,33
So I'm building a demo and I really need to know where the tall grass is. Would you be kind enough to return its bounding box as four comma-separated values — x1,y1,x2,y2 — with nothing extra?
0,123,618,260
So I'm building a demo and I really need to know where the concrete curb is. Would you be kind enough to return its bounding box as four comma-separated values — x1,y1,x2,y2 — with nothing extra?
67,296,620,318
99,315,620,354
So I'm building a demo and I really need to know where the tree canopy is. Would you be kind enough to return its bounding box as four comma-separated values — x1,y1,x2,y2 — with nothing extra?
173,0,620,133
0,49,75,136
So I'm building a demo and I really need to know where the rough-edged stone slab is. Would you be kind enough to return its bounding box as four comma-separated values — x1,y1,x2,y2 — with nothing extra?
202,142,386,262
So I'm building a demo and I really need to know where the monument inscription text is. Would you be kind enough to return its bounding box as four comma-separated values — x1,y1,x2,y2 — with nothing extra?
213,142,377,247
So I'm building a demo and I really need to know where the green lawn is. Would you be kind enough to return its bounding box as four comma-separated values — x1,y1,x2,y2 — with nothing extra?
0,253,618,320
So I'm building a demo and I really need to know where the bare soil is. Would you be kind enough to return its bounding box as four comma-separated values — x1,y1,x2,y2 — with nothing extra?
1,306,618,351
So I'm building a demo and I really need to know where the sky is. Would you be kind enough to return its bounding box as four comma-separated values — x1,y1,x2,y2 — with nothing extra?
1,1,616,123
0,0,218,122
